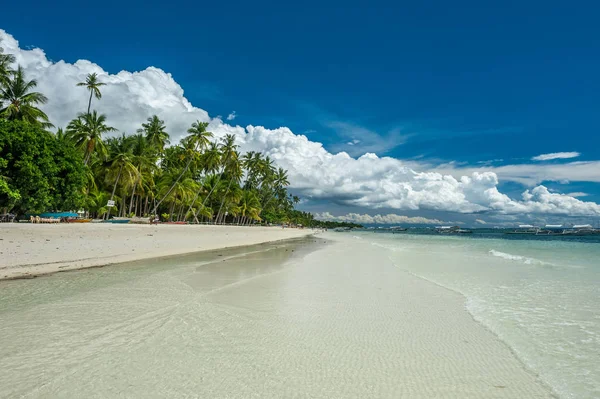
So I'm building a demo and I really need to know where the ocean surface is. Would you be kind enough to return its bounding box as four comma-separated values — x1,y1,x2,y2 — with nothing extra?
357,230,600,399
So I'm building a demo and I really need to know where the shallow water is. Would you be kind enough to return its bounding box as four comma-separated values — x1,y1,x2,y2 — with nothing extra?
0,235,552,398
359,231,600,399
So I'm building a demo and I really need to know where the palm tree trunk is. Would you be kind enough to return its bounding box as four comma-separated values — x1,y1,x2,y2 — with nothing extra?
128,180,138,215
152,155,194,215
216,177,234,224
106,164,123,220
169,201,176,221
87,90,93,115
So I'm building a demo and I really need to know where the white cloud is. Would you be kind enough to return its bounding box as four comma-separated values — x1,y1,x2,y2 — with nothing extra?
327,121,405,156
531,152,580,161
2,29,600,218
226,111,237,121
475,219,487,224
566,192,588,197
315,212,446,225
434,161,600,186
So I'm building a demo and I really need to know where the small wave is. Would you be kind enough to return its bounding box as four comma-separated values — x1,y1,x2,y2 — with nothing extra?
488,250,551,266
352,236,363,240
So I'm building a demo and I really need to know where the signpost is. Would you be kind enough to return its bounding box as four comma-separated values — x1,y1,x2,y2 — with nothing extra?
107,200,115,207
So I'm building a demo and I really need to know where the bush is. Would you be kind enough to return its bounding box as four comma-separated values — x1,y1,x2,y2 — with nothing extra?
0,119,86,214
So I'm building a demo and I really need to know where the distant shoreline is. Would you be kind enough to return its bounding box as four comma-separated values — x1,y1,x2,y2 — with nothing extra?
0,224,317,281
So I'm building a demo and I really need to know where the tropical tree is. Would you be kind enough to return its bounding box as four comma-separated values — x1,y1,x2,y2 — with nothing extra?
192,134,237,222
0,40,15,86
77,72,105,115
103,134,139,218
152,120,212,215
237,190,261,225
0,66,53,128
127,133,157,214
138,115,170,153
66,111,116,165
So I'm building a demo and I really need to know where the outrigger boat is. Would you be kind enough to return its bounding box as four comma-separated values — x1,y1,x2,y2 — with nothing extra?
103,217,131,224
505,224,540,234
436,226,473,234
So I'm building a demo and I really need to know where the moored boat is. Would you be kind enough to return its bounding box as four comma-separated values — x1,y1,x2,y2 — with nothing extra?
66,218,92,223
505,224,540,234
103,217,131,224
436,226,473,234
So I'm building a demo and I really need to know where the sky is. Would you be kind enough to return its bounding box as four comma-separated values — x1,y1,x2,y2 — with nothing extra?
1,0,599,227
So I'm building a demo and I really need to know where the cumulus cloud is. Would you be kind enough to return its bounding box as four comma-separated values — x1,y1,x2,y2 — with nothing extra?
531,152,580,161
2,29,600,217
226,111,237,121
315,212,446,225
434,161,600,186
566,192,588,197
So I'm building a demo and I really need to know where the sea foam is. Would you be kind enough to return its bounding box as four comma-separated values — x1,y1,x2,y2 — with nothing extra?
488,249,551,266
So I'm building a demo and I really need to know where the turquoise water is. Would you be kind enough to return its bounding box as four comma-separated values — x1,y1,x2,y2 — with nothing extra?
356,231,600,398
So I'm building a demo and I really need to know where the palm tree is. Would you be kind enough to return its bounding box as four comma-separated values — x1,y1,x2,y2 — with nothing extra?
238,190,261,225
128,133,157,215
263,167,289,208
0,40,15,86
192,134,237,222
152,121,212,215
185,141,221,221
104,134,139,219
77,72,105,115
138,115,170,153
0,66,53,128
66,111,116,165
216,150,242,223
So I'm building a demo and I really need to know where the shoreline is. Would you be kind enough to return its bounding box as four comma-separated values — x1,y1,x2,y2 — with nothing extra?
0,224,317,281
318,233,554,397
397,260,558,398
0,230,555,397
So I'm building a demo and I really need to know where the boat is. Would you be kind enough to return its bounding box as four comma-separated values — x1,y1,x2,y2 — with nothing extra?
535,225,565,235
66,218,92,223
333,227,352,232
103,217,131,224
505,224,540,234
436,226,473,234
561,225,600,236
390,226,408,233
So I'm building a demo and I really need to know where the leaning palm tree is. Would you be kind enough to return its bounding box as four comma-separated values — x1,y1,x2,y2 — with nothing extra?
104,135,139,219
138,115,170,154
192,134,237,222
66,111,116,165
152,120,212,215
77,72,105,114
215,150,242,224
0,66,53,128
127,133,157,215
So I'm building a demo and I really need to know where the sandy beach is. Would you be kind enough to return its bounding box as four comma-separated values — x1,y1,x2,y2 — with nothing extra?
0,223,316,280
0,231,554,398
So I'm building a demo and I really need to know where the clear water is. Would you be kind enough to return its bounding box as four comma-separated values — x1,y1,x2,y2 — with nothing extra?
357,231,600,398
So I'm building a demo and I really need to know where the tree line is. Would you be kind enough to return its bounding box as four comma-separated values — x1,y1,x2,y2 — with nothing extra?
0,41,361,228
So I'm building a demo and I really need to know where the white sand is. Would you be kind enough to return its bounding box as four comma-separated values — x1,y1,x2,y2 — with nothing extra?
0,223,315,280
0,231,553,397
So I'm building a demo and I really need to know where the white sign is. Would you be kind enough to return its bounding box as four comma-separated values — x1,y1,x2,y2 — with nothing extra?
107,200,115,207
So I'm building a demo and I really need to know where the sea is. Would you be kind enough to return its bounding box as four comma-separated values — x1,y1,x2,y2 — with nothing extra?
355,229,600,398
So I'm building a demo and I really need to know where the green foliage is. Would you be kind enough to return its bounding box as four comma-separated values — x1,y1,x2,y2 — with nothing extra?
0,43,325,224
0,119,86,213
0,66,53,128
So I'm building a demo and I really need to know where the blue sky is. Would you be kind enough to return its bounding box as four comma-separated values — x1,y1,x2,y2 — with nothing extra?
1,1,599,225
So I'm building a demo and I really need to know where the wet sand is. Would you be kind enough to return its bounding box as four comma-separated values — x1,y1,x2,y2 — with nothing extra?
0,234,552,398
